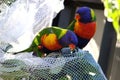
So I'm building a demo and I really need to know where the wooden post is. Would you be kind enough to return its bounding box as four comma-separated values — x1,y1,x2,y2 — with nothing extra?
98,20,117,79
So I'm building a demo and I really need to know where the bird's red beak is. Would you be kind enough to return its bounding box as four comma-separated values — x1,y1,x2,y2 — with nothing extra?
75,14,80,20
69,43,76,51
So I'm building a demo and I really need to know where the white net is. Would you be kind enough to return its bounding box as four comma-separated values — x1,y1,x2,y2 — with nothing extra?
0,48,107,80
0,0,64,52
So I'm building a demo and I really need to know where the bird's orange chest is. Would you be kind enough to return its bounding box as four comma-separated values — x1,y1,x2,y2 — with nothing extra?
41,34,62,51
74,21,96,39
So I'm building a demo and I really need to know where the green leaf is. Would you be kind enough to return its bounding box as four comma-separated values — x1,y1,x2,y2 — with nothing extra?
0,70,29,80
102,0,120,41
3,0,16,6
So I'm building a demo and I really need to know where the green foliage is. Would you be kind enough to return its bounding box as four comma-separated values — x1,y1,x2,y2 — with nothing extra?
0,59,29,80
1,0,16,5
102,0,120,41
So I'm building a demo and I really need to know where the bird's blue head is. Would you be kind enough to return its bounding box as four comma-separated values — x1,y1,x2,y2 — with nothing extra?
76,7,96,23
59,30,78,47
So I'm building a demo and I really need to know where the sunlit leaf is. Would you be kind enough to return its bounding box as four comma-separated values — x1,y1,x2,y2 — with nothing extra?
102,0,120,41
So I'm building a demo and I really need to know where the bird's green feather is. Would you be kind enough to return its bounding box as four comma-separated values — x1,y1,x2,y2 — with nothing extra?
91,9,96,21
13,27,51,55
66,20,76,31
52,27,67,39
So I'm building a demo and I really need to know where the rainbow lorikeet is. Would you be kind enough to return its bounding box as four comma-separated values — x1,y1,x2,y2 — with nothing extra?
67,6,96,49
13,27,78,57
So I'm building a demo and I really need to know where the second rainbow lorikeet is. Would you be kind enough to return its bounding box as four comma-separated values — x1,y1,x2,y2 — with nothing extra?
13,27,78,57
67,6,96,49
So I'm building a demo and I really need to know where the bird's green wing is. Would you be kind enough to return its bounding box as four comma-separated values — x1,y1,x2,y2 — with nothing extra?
66,20,76,31
13,27,52,56
52,27,67,39
34,27,52,45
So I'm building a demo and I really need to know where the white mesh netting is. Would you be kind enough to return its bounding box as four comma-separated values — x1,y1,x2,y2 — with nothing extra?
0,0,64,52
0,47,107,80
